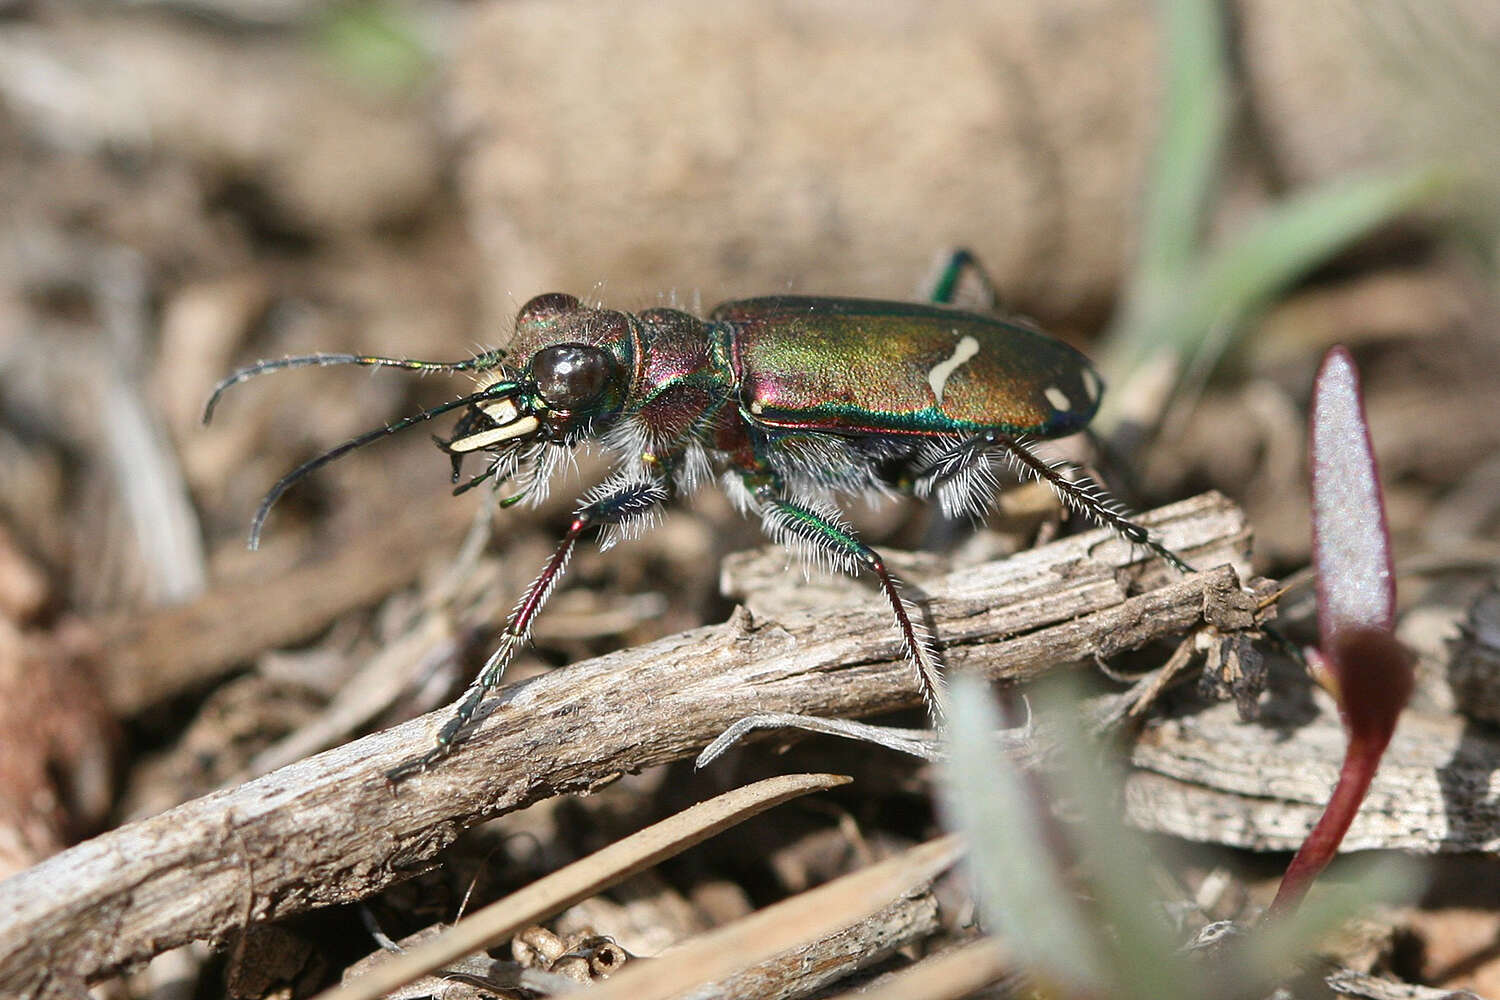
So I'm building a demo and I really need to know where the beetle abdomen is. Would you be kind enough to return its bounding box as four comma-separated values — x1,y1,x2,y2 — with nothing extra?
715,296,1101,438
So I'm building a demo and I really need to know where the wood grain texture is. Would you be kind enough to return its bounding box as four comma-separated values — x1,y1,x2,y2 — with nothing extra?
694,890,941,1000
0,493,1248,996
1127,695,1500,853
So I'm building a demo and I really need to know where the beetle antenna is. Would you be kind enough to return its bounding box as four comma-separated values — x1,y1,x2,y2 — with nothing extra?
247,383,516,549
203,350,507,424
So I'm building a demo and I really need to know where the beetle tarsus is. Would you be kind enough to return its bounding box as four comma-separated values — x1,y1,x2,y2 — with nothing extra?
385,742,451,782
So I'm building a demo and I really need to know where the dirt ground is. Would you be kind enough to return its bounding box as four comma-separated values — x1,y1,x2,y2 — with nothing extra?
3,2,1500,998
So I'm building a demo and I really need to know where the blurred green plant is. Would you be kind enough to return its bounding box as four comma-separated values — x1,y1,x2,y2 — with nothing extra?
1097,0,1449,442
935,344,1420,993
938,674,1418,998
315,1,433,96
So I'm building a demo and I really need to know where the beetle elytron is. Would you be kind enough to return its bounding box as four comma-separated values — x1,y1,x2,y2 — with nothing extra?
205,262,1189,776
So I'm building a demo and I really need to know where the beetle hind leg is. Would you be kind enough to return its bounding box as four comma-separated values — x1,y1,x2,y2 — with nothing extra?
758,495,947,720
989,434,1194,573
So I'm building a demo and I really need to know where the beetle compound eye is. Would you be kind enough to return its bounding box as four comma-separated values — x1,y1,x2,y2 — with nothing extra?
530,344,616,411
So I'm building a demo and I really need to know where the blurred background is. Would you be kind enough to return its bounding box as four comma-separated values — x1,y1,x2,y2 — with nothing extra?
3,0,1500,993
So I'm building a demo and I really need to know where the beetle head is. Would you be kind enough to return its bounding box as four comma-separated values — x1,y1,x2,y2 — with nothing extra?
441,293,633,458
204,291,637,547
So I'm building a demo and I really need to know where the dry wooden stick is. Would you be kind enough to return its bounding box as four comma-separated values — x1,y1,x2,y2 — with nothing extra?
825,937,1015,1000
94,500,479,714
319,772,851,1000
0,492,1249,996
577,835,965,1000
704,890,942,1000
1126,695,1500,854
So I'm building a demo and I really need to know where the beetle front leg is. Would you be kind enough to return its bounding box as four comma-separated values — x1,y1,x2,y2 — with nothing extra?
759,495,947,720
388,473,669,779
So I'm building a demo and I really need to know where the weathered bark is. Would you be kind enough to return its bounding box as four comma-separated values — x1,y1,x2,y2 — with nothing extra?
0,493,1247,996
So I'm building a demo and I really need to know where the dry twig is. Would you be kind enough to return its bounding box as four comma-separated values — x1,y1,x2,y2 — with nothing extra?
0,492,1248,995
823,937,1016,1000
1127,696,1500,854
573,835,964,1000
321,772,850,1000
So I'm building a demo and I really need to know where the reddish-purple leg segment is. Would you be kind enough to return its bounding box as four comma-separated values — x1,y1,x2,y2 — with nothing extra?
388,477,666,779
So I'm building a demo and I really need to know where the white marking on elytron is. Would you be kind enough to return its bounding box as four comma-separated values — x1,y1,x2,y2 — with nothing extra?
749,400,764,415
1081,367,1102,405
447,415,541,452
480,397,519,424
1044,386,1072,412
927,334,980,407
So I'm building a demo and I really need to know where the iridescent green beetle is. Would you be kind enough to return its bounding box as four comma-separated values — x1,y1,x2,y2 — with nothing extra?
205,253,1188,775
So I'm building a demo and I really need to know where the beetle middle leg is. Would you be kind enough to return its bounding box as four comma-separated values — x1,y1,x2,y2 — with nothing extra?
387,472,669,779
757,494,947,718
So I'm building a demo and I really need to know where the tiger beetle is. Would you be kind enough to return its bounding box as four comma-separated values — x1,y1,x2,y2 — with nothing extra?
204,251,1192,778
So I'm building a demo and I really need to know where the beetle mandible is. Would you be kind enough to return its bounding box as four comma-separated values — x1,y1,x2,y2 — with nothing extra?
204,255,1191,777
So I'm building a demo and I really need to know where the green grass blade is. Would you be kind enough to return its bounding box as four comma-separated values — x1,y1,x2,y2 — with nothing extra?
1173,166,1450,365
1135,0,1232,292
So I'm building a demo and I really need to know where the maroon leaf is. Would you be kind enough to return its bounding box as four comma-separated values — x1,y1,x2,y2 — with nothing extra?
1270,347,1412,917
1308,346,1395,645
